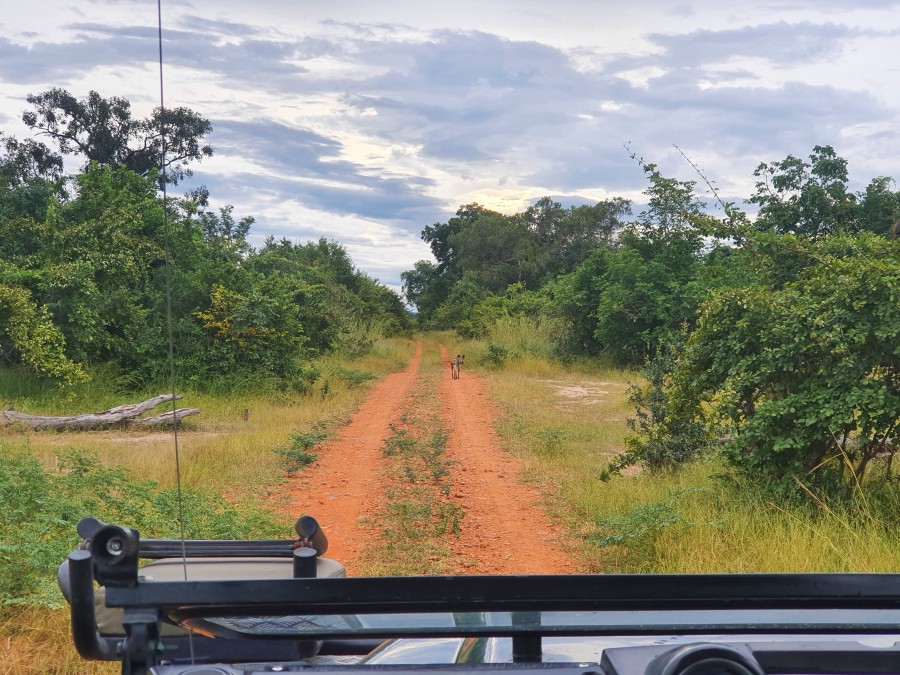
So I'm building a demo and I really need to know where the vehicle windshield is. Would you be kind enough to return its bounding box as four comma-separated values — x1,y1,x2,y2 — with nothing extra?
1,1,898,672
195,608,900,638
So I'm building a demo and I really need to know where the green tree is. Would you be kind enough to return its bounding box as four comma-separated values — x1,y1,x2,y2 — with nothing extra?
431,276,490,330
554,162,706,362
246,236,410,353
0,133,63,187
451,209,538,293
0,134,64,224
422,203,489,277
749,145,859,237
402,260,451,321
858,176,900,237
674,233,900,497
0,165,164,373
194,277,308,379
515,196,630,283
549,247,610,355
592,230,705,363
23,88,213,185
43,165,164,364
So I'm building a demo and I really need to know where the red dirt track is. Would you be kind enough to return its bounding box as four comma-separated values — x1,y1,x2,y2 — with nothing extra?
285,342,423,566
437,344,575,573
286,340,575,574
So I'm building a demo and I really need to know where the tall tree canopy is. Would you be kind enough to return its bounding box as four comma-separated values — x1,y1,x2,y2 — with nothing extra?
408,198,629,322
749,144,899,238
22,88,213,185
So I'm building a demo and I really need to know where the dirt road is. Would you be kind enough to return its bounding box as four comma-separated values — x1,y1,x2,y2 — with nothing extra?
286,340,575,574
436,344,575,573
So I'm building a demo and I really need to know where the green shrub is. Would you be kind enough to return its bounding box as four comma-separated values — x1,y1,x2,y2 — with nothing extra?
333,367,377,388
0,448,285,608
601,344,709,479
589,500,683,572
382,426,417,457
274,431,326,473
484,342,509,368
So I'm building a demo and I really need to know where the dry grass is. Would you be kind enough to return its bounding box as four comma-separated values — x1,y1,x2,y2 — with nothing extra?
2,337,416,496
0,608,116,674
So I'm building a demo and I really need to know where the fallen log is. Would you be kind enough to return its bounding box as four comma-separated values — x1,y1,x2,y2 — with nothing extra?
132,408,200,427
0,394,199,430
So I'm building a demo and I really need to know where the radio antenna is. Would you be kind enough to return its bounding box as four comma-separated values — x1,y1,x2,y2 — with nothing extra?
156,1,192,649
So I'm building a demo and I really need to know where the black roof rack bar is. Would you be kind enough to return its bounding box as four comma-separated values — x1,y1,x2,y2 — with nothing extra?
138,539,297,558
106,573,900,614
66,550,121,660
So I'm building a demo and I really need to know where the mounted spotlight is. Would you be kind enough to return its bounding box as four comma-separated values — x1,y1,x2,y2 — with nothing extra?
91,525,140,587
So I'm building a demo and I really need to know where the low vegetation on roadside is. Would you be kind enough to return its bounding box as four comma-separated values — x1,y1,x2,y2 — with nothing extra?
0,337,412,603
0,336,414,671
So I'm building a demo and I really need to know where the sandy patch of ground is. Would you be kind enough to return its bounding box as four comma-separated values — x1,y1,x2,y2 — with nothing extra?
543,379,630,407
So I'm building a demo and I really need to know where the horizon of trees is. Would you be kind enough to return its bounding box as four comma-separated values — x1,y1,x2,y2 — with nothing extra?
0,89,411,391
1,89,897,502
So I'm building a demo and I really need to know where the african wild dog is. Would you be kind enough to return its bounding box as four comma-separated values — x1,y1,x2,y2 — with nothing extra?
450,354,465,380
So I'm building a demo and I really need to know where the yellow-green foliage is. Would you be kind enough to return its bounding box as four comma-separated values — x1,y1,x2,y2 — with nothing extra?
0,284,88,386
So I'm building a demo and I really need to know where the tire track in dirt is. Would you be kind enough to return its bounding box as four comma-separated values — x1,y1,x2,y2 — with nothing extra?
438,344,577,574
284,341,422,572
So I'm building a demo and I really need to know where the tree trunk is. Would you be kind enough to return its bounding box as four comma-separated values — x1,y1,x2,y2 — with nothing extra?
0,394,199,430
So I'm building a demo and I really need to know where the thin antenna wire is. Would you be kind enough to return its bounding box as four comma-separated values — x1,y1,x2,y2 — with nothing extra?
157,0,194,662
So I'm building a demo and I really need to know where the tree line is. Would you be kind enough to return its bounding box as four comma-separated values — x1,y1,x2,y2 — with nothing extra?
0,89,410,391
1,88,896,500
403,146,899,500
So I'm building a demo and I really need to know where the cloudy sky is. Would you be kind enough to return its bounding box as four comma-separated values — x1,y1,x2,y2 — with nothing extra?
1,1,898,293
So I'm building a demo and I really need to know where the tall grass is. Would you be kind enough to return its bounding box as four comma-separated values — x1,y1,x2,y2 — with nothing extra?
0,337,416,493
1,608,116,674
452,315,565,365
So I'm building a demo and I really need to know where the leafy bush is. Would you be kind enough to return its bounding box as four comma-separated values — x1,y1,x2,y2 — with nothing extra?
534,428,568,456
484,342,509,368
288,364,321,395
332,367,377,388
601,344,709,479
674,234,900,498
274,431,326,473
0,448,286,607
337,333,375,359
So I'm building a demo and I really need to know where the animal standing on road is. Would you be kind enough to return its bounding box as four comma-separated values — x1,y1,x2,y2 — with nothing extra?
450,354,465,380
